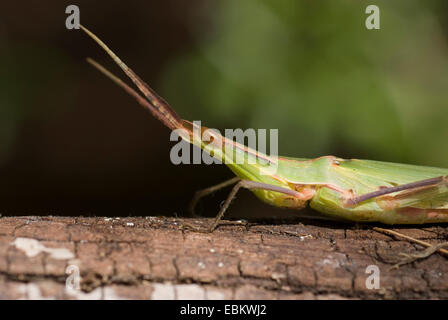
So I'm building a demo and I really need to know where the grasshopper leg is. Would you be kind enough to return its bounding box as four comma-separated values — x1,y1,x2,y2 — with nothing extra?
182,180,312,233
344,176,448,206
393,242,448,269
340,178,448,265
373,227,448,268
188,177,240,216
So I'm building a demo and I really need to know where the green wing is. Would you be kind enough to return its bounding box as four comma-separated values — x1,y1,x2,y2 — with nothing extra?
337,159,448,184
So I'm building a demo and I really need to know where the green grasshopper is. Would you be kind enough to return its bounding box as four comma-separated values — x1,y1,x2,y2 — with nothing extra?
79,26,448,251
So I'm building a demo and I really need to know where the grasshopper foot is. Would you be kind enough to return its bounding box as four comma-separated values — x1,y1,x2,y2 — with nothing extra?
180,222,213,233
180,219,248,234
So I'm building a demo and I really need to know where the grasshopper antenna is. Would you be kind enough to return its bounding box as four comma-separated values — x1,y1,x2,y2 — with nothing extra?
80,25,183,131
85,58,182,130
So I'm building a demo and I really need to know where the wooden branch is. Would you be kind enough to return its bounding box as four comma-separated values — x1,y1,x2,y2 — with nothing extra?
0,216,447,299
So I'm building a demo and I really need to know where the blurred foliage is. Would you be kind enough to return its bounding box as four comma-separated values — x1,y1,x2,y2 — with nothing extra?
0,41,72,165
162,0,448,167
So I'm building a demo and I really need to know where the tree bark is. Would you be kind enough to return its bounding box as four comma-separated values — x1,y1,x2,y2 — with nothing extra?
0,216,447,299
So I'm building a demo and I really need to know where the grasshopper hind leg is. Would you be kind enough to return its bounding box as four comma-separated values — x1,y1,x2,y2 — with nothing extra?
373,227,448,268
344,176,448,207
340,177,448,266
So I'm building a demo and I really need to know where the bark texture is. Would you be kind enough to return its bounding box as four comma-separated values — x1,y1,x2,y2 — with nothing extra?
0,216,447,299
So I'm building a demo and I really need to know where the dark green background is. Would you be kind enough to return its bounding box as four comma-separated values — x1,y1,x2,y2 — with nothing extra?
1,1,448,219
